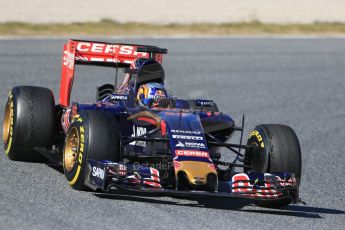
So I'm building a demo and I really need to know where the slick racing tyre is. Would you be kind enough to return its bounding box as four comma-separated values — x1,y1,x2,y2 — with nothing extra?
244,124,301,208
63,110,121,190
3,86,55,161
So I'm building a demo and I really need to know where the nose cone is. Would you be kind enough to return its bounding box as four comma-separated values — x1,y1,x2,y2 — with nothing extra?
175,161,217,188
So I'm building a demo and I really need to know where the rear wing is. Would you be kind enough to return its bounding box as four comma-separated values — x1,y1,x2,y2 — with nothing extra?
60,39,167,107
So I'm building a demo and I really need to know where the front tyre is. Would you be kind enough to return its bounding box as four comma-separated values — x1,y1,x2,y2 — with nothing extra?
245,124,301,208
3,86,55,161
63,110,121,190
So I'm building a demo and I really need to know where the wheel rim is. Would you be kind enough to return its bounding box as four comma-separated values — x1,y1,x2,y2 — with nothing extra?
3,100,12,145
64,127,79,172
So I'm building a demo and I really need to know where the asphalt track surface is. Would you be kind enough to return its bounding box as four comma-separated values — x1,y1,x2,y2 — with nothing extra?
0,37,344,229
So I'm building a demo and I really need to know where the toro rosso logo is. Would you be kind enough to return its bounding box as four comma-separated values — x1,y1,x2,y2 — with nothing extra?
76,42,149,57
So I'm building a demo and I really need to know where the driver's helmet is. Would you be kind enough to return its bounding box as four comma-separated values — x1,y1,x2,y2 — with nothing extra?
137,82,167,107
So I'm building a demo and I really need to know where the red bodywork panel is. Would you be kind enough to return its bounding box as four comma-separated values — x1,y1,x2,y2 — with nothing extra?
59,40,164,107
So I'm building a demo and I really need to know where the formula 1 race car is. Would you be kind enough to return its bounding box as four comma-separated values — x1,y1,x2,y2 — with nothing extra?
3,39,302,208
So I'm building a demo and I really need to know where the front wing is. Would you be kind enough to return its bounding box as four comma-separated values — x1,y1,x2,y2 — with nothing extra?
85,160,299,204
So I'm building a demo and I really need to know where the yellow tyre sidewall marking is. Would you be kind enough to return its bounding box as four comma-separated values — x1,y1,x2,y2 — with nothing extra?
68,114,85,185
69,165,81,185
5,92,14,155
249,130,265,148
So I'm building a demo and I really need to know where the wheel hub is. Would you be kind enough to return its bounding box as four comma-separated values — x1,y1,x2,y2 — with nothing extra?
64,127,79,172
3,100,12,145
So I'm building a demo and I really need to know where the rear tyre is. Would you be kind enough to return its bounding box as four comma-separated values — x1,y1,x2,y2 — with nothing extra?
3,86,55,162
63,110,121,190
245,124,301,208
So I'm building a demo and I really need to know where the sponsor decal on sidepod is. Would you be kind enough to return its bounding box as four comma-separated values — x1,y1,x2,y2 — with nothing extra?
129,126,147,147
92,166,105,180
